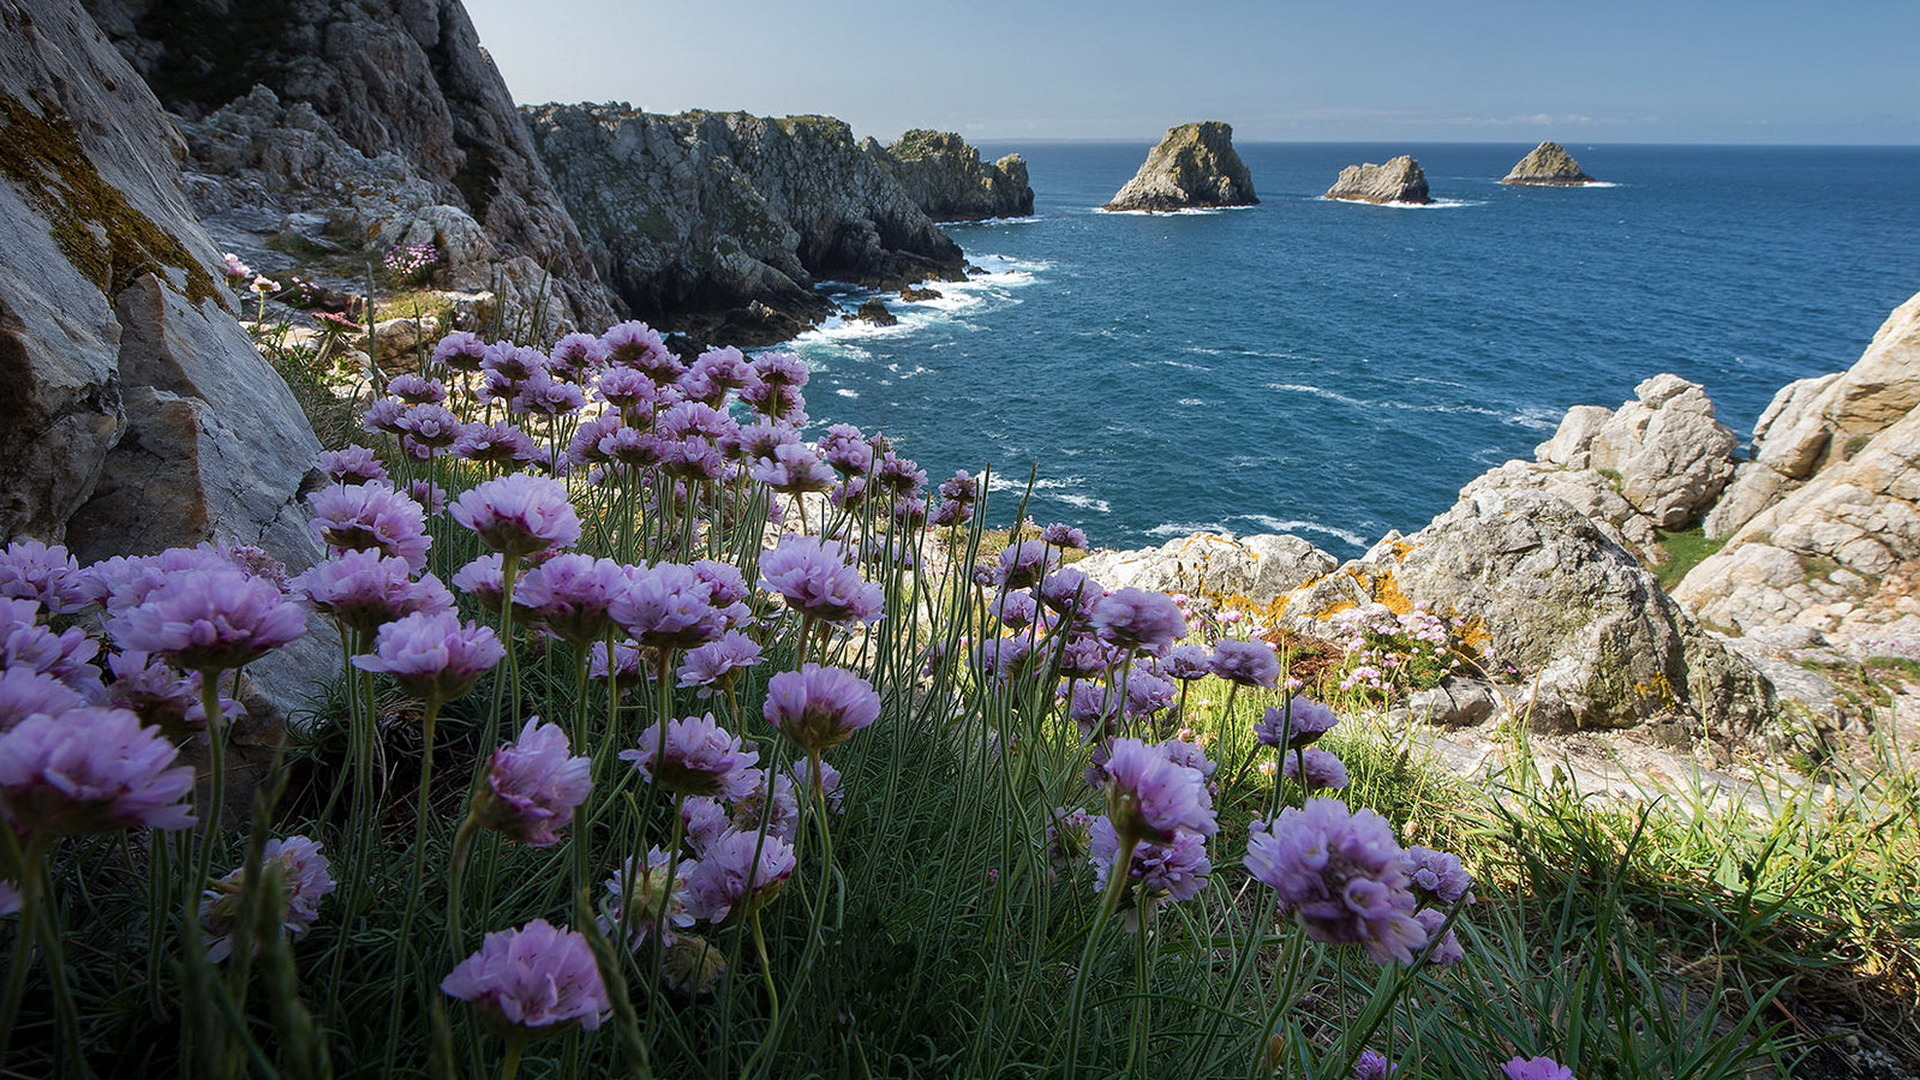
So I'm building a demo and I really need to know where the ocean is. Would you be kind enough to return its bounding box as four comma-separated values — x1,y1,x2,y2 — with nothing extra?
787,142,1920,558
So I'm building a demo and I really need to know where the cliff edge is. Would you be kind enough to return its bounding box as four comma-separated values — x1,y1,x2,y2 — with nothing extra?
872,130,1033,221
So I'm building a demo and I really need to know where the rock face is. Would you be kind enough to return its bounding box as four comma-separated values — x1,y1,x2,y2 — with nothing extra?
871,130,1033,221
1456,374,1739,560
1075,532,1336,610
1101,121,1256,212
1277,490,1774,736
1676,291,1920,646
1325,156,1431,205
2,0,335,713
525,104,966,347
81,0,619,329
1501,141,1595,185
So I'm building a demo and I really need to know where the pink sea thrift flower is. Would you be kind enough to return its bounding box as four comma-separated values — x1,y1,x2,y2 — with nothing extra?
308,481,432,571
201,835,335,961
292,550,452,637
611,562,725,651
1281,747,1350,790
451,474,581,557
442,918,610,1034
352,611,504,702
0,706,195,837
1245,799,1426,965
758,534,883,626
763,663,881,756
1502,1057,1576,1080
677,631,763,695
472,718,592,847
1091,588,1186,657
680,828,795,923
1208,639,1280,688
1255,696,1341,749
110,567,306,674
515,554,628,646
451,554,506,613
0,540,96,614
316,445,389,486
623,713,761,799
597,848,695,950
1100,738,1219,844
0,667,87,732
1089,814,1212,926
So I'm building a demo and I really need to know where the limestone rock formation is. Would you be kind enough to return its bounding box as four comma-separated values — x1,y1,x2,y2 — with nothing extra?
1454,374,1739,561
851,298,897,326
1101,121,1257,213
1277,490,1774,737
1501,141,1595,185
2,0,335,714
1676,291,1920,646
1325,156,1431,205
81,0,618,329
872,130,1033,221
1074,532,1336,610
525,104,965,347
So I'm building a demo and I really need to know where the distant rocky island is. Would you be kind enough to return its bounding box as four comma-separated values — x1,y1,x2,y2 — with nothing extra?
872,130,1033,222
1502,141,1597,185
1325,156,1431,205
1102,121,1257,212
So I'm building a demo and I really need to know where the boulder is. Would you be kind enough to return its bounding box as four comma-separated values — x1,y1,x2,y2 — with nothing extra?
1501,141,1596,185
1324,155,1430,205
1675,291,1920,650
872,130,1034,221
1535,404,1614,468
1405,678,1501,727
1075,531,1336,610
851,298,897,326
83,0,619,330
1277,489,1775,737
900,286,942,302
524,104,966,347
1101,121,1257,212
1586,373,1739,528
2,0,335,718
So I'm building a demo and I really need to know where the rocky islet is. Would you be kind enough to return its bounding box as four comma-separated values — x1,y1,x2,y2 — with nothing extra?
1102,121,1258,212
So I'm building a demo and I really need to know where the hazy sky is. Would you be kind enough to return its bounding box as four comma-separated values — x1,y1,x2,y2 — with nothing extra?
463,0,1918,144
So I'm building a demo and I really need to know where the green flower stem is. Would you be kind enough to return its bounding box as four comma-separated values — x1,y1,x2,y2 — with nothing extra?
387,696,445,1069
499,1030,527,1080
0,832,49,1065
749,908,781,1035
446,810,481,959
1128,904,1152,1080
571,649,594,923
1063,832,1137,1080
1247,919,1309,1080
649,795,688,991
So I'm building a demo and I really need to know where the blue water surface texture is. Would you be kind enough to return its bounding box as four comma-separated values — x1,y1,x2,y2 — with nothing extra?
788,142,1920,558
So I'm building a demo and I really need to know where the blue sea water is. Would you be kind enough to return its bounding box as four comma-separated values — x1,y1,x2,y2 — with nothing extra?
788,143,1920,558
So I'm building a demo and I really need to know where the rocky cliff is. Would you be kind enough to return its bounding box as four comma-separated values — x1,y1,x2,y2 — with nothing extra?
1501,141,1595,186
1102,121,1256,212
524,103,967,347
872,130,1033,221
1676,291,1920,648
80,0,618,329
1325,156,1431,205
2,0,334,711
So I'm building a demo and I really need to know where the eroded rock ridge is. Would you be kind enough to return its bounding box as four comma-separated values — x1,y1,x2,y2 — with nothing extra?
1102,121,1257,212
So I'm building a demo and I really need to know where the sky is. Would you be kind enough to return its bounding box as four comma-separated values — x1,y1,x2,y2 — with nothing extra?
462,0,1919,144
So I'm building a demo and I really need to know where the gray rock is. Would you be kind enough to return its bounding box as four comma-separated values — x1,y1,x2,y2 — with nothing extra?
525,104,964,347
1325,155,1430,205
1500,141,1596,185
1535,404,1615,468
1405,678,1500,727
84,0,618,330
1,0,335,716
851,298,897,326
1075,531,1335,610
1277,488,1774,737
1586,373,1739,528
1102,121,1257,212
872,130,1033,221
1677,291,1920,649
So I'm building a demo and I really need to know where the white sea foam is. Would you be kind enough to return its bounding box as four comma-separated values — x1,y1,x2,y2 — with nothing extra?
1318,196,1482,210
1097,204,1258,216
1266,383,1369,409
937,215,1044,227
987,475,1084,492
1055,493,1112,513
1176,398,1206,406
1146,521,1230,539
834,388,859,399
1239,515,1371,549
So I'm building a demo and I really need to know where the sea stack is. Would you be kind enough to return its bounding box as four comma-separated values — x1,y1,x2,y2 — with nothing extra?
1502,141,1596,185
1102,121,1257,212
1324,156,1431,205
